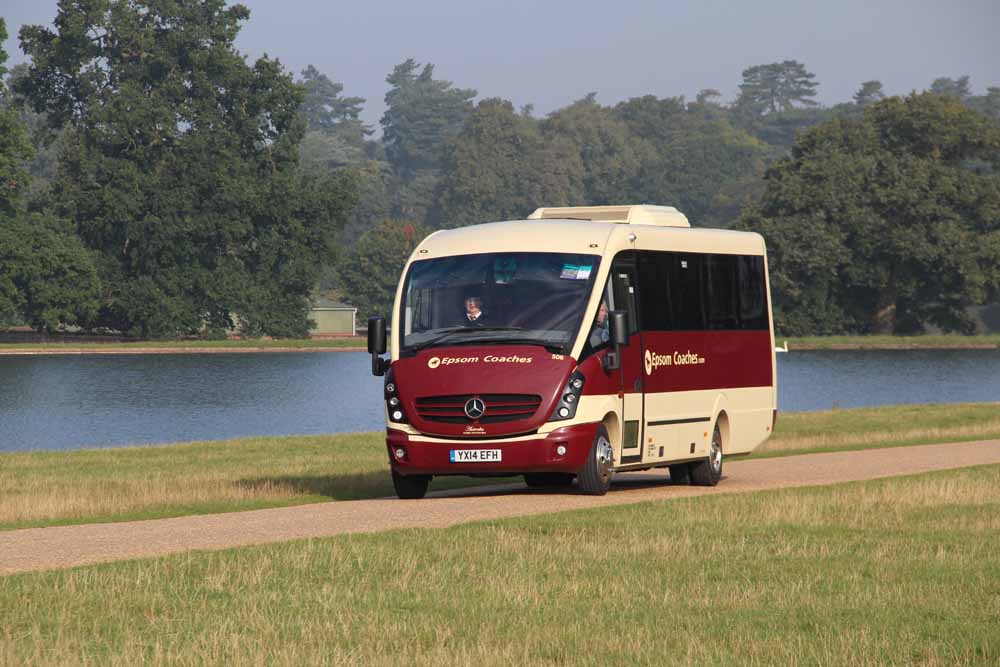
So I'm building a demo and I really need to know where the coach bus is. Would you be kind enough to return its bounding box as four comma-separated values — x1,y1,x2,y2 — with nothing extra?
367,205,776,499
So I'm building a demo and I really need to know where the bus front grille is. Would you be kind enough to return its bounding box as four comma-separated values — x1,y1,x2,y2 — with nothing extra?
415,394,542,424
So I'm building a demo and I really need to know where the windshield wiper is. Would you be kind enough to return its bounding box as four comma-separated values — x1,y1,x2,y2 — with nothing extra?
406,326,554,354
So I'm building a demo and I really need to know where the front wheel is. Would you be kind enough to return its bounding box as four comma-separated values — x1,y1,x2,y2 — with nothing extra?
392,470,431,499
577,425,614,496
690,423,723,487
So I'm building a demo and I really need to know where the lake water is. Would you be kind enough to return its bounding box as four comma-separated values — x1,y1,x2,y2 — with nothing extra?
1,349,998,452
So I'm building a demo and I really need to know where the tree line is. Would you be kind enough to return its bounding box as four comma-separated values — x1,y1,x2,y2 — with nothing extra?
2,2,999,337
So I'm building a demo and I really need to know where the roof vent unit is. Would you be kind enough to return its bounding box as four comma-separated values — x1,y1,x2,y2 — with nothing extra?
527,205,690,228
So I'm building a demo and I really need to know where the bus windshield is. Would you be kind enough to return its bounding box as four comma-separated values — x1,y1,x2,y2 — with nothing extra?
400,252,601,354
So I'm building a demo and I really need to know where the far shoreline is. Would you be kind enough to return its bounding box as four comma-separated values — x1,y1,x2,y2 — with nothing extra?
0,334,997,355
0,345,368,356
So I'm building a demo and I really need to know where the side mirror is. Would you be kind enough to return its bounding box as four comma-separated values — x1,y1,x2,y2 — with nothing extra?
609,311,629,347
602,310,629,372
368,316,387,376
367,316,387,354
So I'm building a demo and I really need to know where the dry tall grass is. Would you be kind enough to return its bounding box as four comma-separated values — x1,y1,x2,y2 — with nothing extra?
2,465,998,665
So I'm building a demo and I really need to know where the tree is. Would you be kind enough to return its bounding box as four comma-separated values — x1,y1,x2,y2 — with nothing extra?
968,87,1000,122
299,65,368,137
0,18,99,332
17,1,356,338
929,76,972,102
613,95,767,225
735,60,819,116
381,59,476,176
298,65,370,169
543,94,650,206
853,80,885,108
437,98,583,227
737,93,1000,335
337,219,429,319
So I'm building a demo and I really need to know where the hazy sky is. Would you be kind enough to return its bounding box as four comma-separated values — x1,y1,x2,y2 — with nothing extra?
3,0,998,130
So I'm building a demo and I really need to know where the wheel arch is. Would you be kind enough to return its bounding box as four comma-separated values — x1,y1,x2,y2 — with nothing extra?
710,394,731,453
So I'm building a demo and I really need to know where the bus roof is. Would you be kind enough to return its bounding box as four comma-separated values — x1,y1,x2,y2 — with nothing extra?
527,204,690,227
414,218,766,259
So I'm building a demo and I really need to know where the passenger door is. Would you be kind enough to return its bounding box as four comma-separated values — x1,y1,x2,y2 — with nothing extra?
609,256,644,465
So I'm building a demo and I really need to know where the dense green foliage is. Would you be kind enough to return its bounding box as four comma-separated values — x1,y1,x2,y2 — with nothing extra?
740,93,1000,335
15,1,356,338
336,219,430,320
2,2,998,335
0,18,100,332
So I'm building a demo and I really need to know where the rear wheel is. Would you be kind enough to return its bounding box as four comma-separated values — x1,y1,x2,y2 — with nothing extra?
690,423,723,487
392,470,431,499
524,473,575,489
668,464,691,485
577,425,614,496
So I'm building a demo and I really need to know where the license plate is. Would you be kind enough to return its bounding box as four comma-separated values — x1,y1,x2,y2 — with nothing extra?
450,449,502,463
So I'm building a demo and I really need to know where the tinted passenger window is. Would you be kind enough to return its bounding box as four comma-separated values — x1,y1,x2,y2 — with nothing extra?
636,251,767,331
738,255,768,330
706,255,739,330
667,253,705,330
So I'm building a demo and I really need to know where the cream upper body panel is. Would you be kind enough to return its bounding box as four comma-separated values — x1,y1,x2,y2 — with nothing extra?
390,218,768,360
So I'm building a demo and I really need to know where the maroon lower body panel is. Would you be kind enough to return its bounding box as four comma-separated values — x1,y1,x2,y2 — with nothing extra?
387,422,600,476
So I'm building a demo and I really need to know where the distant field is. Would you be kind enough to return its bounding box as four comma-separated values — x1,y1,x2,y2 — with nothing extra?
1,403,998,532
2,465,998,665
784,334,1000,349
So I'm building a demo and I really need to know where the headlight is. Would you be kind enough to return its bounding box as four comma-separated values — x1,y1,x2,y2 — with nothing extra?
549,371,585,422
384,368,407,424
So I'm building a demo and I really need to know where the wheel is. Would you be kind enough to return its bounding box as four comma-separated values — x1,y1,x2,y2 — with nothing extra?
392,470,431,499
577,424,614,496
668,464,691,485
690,423,723,487
524,473,575,489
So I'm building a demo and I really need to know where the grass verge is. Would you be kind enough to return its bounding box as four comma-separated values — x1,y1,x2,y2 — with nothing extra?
2,465,998,665
2,402,999,532
784,334,1000,349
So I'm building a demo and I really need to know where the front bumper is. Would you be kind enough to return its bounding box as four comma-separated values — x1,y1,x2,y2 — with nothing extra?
387,422,600,476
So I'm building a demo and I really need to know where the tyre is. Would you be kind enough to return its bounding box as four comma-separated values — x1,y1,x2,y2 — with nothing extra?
392,470,431,499
524,473,575,489
690,423,723,487
577,424,614,496
668,464,691,485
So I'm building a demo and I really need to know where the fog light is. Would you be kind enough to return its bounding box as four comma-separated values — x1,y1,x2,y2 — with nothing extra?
392,410,404,420
564,393,576,403
558,407,570,418
394,447,406,460
386,383,395,393
389,397,399,406
556,445,567,456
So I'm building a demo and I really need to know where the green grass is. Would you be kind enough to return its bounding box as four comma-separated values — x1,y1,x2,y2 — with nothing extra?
757,402,1000,458
0,433,488,532
0,337,366,351
2,403,999,533
784,334,1000,349
2,465,998,665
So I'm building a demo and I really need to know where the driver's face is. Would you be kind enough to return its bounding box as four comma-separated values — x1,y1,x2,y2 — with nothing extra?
596,302,608,323
465,298,481,316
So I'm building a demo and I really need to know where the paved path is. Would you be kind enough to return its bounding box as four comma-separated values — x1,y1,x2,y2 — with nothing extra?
2,440,999,576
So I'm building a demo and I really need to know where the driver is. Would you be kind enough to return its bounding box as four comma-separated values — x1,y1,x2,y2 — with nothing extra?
589,300,609,347
463,295,487,326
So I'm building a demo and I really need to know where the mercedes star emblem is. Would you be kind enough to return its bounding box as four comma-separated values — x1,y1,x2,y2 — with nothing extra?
464,397,486,420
